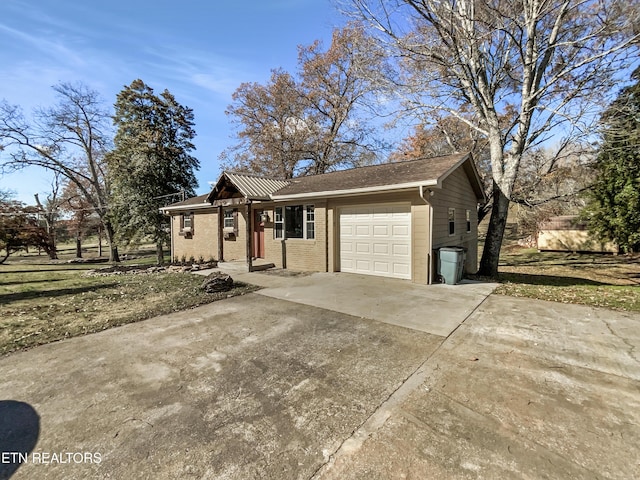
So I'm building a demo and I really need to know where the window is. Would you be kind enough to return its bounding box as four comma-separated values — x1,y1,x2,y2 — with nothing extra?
448,208,455,235
182,213,192,230
274,207,284,239
285,205,304,238
466,210,472,233
223,209,235,230
306,205,315,240
180,213,193,236
274,205,315,240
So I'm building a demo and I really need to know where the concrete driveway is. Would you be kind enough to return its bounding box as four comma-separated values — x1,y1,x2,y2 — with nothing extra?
1,273,639,479
227,271,498,337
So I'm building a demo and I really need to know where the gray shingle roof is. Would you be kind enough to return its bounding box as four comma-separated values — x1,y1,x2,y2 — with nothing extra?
272,153,470,197
160,193,211,212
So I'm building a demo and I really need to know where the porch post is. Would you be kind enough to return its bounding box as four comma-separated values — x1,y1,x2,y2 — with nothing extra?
246,202,253,272
217,204,224,262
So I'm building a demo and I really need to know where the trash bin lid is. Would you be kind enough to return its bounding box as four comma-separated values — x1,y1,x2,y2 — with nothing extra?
440,246,464,252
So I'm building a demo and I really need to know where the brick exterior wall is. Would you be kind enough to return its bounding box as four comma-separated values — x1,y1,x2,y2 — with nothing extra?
260,201,328,272
171,209,218,262
220,207,247,262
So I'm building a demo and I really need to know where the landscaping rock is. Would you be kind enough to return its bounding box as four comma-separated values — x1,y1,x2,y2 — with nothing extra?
201,272,233,293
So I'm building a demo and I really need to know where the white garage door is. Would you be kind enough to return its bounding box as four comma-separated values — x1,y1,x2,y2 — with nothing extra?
339,204,412,279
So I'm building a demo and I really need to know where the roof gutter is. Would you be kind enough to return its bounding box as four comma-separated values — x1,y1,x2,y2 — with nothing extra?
271,179,439,201
160,202,215,214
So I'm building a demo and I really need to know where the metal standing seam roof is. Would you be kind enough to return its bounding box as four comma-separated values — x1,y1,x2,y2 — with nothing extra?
220,172,291,201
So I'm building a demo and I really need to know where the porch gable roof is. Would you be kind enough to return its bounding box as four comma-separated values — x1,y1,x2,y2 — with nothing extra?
207,171,290,202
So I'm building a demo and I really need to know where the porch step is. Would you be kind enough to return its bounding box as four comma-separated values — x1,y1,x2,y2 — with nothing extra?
218,260,275,273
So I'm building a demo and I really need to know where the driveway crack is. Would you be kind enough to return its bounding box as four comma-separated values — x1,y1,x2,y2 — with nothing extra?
308,292,493,479
602,318,638,364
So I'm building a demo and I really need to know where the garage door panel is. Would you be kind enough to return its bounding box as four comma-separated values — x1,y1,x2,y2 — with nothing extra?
373,225,389,237
339,204,411,280
392,225,410,237
393,263,411,276
355,242,370,254
355,225,370,236
355,259,371,271
373,243,389,254
373,262,390,274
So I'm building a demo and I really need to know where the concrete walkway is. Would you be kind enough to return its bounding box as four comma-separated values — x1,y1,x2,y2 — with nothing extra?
217,269,498,337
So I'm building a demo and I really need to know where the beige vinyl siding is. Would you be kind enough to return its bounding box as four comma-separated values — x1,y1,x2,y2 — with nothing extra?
430,167,479,273
171,209,219,262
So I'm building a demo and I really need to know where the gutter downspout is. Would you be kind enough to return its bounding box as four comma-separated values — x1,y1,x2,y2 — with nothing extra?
419,186,434,285
169,211,174,263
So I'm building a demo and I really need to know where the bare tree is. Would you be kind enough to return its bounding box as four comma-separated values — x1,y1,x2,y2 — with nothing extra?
222,69,309,178
33,173,63,259
0,82,120,261
349,0,639,277
389,114,494,222
223,24,388,177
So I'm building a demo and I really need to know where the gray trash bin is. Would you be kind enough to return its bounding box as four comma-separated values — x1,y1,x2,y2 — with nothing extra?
438,247,465,284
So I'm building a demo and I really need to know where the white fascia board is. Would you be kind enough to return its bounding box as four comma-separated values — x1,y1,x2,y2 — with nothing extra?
270,180,439,201
160,203,214,214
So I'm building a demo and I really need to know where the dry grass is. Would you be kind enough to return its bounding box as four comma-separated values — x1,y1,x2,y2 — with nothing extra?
493,246,640,312
0,247,258,355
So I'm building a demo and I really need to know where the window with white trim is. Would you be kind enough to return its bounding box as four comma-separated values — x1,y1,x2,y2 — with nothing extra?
466,210,472,233
306,205,315,240
274,207,284,239
223,209,235,230
274,205,315,239
182,213,192,230
448,208,455,235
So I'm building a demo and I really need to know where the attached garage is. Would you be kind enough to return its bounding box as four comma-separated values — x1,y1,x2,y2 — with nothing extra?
339,204,411,279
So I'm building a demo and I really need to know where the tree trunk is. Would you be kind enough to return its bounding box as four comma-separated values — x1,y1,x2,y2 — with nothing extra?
104,220,120,262
156,242,164,265
76,236,82,258
478,181,510,278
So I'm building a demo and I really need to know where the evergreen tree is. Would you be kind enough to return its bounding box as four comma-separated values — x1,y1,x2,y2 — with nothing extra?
585,68,640,253
109,79,199,263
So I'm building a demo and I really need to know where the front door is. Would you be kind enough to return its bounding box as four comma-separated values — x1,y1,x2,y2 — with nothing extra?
253,210,265,258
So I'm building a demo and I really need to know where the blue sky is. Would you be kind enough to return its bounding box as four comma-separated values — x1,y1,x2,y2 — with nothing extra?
0,0,347,203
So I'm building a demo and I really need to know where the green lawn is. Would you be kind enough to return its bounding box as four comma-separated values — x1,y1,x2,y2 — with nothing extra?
493,248,640,312
0,249,257,355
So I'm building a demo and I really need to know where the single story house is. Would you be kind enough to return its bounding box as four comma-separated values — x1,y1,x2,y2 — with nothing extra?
161,153,485,284
537,215,618,253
